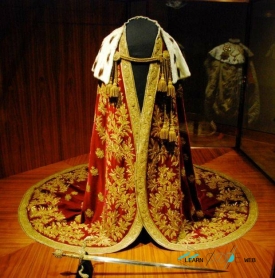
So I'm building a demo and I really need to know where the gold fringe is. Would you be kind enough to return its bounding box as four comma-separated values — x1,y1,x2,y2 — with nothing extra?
168,125,177,142
167,78,175,97
160,122,169,140
168,101,177,142
158,52,167,93
110,83,120,98
163,50,170,82
166,49,175,98
106,77,113,96
160,104,169,140
110,59,120,98
158,73,167,92
158,50,177,142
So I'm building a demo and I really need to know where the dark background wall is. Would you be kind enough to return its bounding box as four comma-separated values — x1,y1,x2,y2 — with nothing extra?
0,0,167,178
0,0,251,178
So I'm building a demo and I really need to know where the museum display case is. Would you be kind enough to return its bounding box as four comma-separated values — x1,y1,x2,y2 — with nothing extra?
1,2,274,277
165,0,275,181
239,0,275,182
17,0,260,262
166,0,250,147
163,1,251,147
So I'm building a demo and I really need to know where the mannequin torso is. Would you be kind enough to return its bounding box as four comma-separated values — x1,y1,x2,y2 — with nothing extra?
126,18,158,109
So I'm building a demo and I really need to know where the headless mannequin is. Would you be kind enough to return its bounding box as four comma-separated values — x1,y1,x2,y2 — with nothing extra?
126,18,158,109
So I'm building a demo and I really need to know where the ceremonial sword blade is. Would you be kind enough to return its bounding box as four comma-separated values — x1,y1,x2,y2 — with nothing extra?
89,255,227,272
53,250,227,273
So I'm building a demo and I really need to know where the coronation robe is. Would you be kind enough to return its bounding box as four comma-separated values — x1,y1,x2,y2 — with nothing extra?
81,17,202,252
18,17,257,255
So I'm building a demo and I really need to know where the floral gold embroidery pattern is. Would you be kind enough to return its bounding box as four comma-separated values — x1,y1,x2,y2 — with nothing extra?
85,183,91,193
95,148,104,158
25,166,88,247
81,35,141,247
85,209,94,218
98,192,104,202
146,100,183,242
90,166,99,176
177,167,255,246
19,164,257,253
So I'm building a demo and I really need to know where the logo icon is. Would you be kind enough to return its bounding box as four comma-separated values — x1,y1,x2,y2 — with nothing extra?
206,245,238,269
178,249,203,263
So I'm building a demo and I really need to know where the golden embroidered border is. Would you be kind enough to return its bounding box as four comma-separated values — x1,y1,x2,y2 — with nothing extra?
18,164,258,253
121,28,188,246
119,28,174,248
119,31,140,149
18,164,143,254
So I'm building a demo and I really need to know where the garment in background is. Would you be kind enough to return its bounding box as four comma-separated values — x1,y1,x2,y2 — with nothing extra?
204,39,260,125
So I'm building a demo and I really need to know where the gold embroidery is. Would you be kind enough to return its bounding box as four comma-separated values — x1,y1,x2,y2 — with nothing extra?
120,32,140,148
97,84,108,116
19,163,258,253
206,192,214,198
98,192,104,202
84,33,141,246
65,194,71,201
85,183,90,193
75,215,81,223
95,148,104,158
90,166,99,176
95,114,107,143
85,209,94,218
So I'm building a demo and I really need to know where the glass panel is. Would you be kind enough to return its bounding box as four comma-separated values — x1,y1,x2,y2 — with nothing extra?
167,1,249,147
240,0,275,182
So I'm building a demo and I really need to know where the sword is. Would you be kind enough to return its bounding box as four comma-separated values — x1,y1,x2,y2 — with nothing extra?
53,249,227,273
